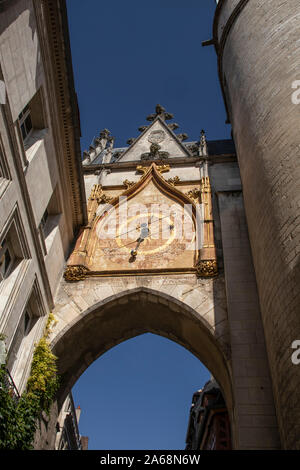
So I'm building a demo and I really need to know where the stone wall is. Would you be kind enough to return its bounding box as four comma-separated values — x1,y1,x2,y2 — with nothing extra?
214,0,300,449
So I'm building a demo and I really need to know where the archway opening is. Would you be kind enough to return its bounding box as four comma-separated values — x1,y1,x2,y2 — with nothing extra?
71,333,211,450
51,288,233,449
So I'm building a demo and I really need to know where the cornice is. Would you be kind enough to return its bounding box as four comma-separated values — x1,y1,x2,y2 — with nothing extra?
34,0,88,229
82,153,237,174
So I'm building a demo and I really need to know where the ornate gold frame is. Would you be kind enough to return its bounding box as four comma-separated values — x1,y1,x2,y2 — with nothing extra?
64,163,218,281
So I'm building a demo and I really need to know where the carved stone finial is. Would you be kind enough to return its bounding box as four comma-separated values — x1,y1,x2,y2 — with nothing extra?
138,125,149,132
199,129,208,156
168,123,179,131
141,143,169,161
177,133,188,142
146,104,174,122
99,129,111,140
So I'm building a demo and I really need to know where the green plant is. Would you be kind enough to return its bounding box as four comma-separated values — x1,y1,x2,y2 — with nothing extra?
0,314,59,449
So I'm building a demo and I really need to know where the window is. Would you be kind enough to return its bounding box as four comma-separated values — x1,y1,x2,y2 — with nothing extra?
0,237,14,282
18,104,33,142
6,308,34,373
0,136,11,193
24,310,31,334
6,281,45,392
38,187,61,256
40,208,49,238
17,88,47,161
0,153,4,179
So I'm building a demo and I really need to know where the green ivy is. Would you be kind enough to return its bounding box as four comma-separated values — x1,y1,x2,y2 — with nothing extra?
0,314,59,450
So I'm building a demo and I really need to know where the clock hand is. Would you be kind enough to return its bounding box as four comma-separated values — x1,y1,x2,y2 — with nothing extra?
130,224,174,258
117,214,170,238
131,223,149,258
114,224,175,251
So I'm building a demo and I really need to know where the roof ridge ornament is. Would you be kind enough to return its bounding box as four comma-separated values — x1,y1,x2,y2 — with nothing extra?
146,104,174,122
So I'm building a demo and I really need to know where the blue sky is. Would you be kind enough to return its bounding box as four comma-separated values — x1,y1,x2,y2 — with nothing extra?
67,0,229,450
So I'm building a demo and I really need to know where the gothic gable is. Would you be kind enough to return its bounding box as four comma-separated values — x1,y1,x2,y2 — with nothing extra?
116,105,192,163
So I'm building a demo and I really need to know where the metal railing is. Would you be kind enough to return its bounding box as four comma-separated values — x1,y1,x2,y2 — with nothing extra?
0,367,20,403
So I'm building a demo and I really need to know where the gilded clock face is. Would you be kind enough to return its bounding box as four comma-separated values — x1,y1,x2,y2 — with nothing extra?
90,182,197,272
115,213,176,257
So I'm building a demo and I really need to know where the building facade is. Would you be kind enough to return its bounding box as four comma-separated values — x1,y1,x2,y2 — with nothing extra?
186,378,231,450
0,0,86,395
0,0,299,451
55,393,88,450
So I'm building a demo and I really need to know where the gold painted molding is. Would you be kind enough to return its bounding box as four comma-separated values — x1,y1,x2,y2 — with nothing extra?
136,163,170,175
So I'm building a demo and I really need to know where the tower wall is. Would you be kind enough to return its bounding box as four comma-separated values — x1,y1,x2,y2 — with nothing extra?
214,0,300,449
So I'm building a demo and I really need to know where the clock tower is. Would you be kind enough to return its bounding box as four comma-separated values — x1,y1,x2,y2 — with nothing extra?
65,106,218,281
47,105,279,450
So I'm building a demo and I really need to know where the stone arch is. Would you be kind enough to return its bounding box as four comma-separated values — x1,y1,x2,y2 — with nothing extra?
50,286,234,440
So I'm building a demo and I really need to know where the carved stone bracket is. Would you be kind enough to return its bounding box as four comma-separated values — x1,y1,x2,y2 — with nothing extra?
186,188,202,202
64,265,89,282
196,260,218,278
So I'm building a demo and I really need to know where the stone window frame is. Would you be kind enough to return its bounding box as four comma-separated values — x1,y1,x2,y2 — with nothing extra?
0,205,31,333
38,185,62,257
18,104,33,142
6,277,46,392
0,236,15,282
16,87,49,168
0,134,11,197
